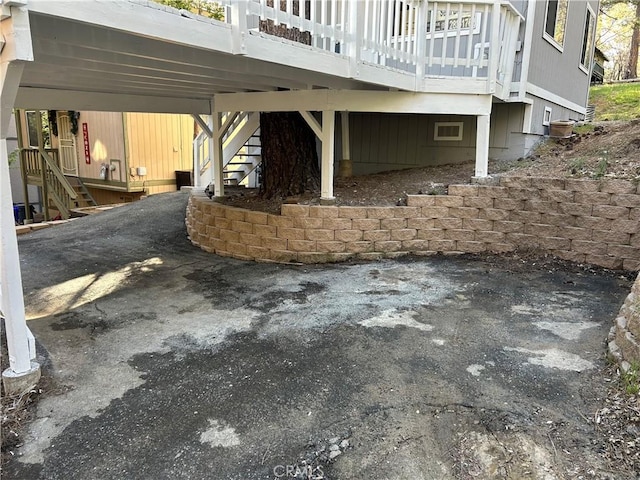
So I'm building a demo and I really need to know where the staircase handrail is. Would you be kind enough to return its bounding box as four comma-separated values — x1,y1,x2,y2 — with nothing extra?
38,148,78,200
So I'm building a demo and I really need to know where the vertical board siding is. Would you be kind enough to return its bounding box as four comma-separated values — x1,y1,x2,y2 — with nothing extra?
125,113,194,194
349,107,528,175
75,111,126,180
526,0,596,108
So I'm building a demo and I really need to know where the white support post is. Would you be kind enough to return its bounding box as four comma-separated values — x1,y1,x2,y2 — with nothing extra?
212,111,224,197
338,111,351,177
1,94,41,393
475,114,490,177
320,110,335,202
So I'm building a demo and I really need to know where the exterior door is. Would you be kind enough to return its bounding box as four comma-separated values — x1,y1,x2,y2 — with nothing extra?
57,112,79,176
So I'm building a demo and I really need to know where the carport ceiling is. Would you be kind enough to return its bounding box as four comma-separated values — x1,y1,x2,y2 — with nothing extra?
14,1,370,114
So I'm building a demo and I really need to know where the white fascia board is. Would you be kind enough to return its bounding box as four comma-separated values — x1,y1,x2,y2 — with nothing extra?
420,77,489,95
14,87,211,114
214,90,492,115
27,0,234,53
526,82,587,115
243,34,351,79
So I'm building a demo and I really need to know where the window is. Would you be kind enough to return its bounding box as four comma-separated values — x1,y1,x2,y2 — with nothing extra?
544,0,568,49
25,111,51,148
434,122,464,141
543,107,553,126
580,6,596,72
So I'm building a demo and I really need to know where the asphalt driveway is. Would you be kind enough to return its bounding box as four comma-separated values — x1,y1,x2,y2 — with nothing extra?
5,192,633,479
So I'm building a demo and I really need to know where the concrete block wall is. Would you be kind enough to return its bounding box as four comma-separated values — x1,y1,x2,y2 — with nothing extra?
186,176,640,269
609,273,640,368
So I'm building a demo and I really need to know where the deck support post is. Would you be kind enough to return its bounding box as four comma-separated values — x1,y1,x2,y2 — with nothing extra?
211,111,224,198
320,110,335,203
475,114,490,177
338,111,351,178
1,57,41,394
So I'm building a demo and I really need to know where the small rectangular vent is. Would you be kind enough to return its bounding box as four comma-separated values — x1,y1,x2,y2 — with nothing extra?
434,122,464,141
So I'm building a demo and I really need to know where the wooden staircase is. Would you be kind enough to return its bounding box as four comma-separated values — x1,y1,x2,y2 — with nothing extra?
20,148,98,220
65,176,98,209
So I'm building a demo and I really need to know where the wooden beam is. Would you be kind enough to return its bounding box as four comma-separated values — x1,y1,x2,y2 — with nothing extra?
215,90,493,116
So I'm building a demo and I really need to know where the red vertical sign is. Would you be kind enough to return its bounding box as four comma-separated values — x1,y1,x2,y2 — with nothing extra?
83,123,91,164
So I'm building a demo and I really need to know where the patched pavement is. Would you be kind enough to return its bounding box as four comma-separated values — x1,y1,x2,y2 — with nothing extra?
5,192,633,479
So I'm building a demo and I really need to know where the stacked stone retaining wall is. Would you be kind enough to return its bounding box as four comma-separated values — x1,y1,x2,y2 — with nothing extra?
186,176,640,270
609,274,640,369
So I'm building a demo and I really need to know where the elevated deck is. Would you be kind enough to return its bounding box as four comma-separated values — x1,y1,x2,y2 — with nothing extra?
9,0,522,114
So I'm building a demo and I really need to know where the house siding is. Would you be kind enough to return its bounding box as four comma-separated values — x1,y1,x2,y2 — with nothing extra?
124,113,194,195
75,111,127,182
347,105,529,175
526,0,597,111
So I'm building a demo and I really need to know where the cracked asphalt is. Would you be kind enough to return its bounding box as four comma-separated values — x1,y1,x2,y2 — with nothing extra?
4,191,633,479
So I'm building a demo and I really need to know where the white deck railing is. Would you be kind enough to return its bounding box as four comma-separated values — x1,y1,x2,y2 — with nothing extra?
226,0,522,96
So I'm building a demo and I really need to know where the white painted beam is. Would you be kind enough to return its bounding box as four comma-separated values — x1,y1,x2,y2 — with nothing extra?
14,87,211,114
215,90,493,116
475,114,490,177
320,111,335,201
299,111,322,139
192,114,212,138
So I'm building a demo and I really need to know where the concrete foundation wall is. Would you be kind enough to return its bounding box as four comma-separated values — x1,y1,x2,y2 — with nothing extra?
186,176,640,271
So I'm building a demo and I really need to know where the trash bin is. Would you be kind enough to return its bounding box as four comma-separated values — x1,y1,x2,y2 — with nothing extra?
175,170,193,190
13,204,35,224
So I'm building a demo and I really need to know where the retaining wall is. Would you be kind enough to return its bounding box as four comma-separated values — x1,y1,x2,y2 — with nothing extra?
609,273,640,369
186,176,640,270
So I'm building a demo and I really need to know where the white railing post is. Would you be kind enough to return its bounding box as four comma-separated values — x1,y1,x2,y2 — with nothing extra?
487,0,501,93
347,0,362,79
414,0,428,91
230,0,248,55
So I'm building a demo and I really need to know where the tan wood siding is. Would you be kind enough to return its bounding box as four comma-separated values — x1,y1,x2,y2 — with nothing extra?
74,111,126,181
124,113,194,193
85,187,145,205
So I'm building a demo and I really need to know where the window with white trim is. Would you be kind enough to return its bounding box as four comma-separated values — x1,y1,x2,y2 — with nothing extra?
434,122,464,141
580,5,596,72
544,0,568,49
543,107,553,126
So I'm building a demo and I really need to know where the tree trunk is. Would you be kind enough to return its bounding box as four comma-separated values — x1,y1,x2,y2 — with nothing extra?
257,1,318,199
624,0,640,79
259,112,320,199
